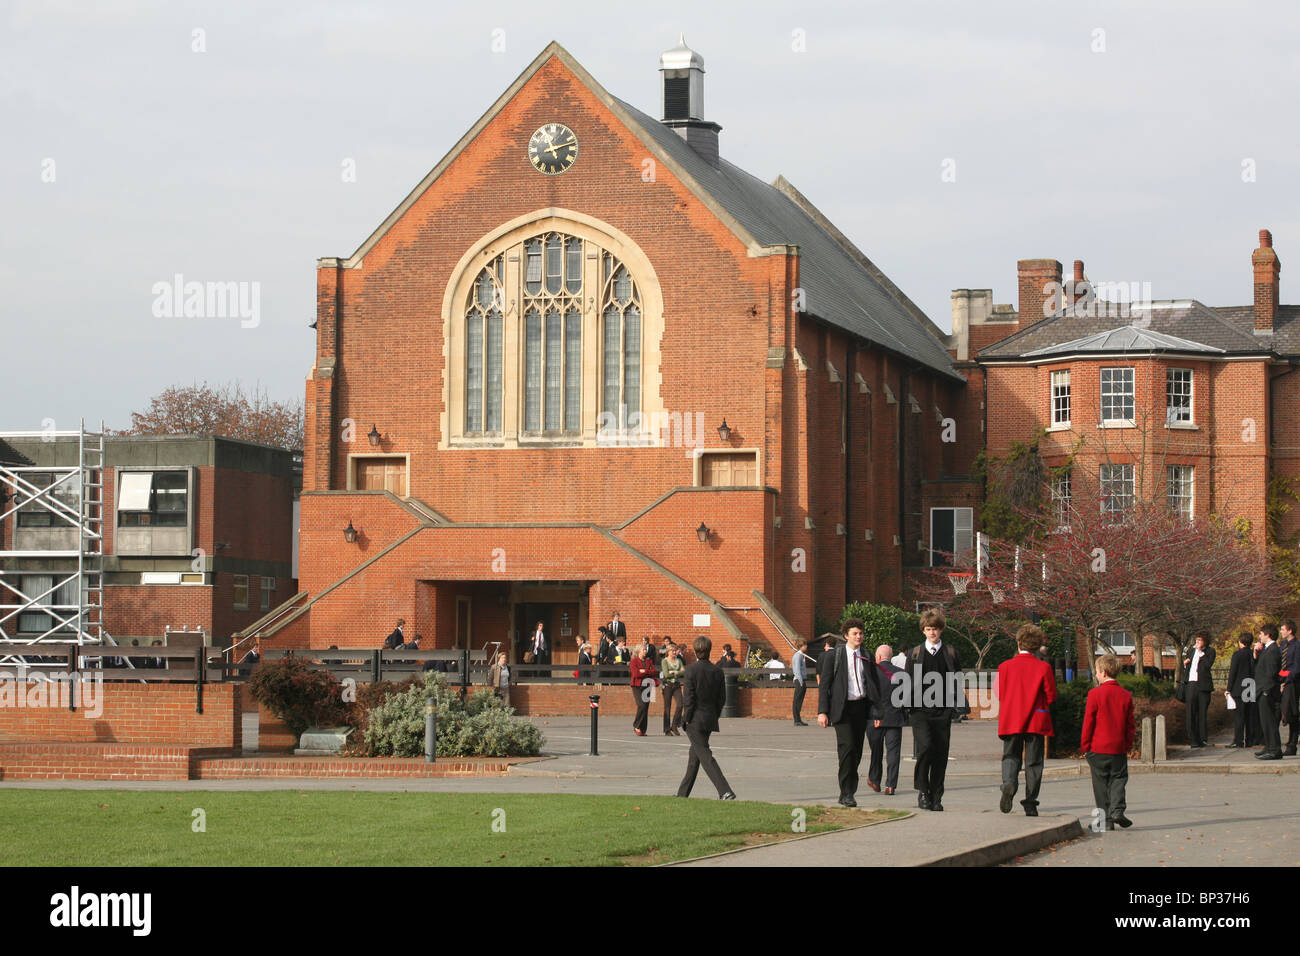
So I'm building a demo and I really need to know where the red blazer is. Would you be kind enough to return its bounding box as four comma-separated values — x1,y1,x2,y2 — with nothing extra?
629,657,658,687
996,652,1057,737
1081,679,1136,755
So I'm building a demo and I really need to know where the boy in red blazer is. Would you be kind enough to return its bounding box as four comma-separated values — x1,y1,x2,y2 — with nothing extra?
996,624,1057,816
1081,653,1136,830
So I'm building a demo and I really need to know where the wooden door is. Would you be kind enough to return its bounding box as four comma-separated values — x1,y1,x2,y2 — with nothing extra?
702,453,757,487
355,458,408,497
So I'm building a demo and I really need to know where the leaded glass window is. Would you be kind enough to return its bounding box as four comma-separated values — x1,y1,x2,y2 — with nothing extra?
464,256,504,433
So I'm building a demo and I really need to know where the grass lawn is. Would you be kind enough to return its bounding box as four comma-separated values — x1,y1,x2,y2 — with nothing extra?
0,791,903,866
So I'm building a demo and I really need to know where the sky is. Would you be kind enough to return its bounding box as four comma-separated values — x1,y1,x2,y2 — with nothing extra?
2,0,1297,432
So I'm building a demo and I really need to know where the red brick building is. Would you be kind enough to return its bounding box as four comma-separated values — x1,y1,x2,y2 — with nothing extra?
0,434,296,652
951,230,1299,662
266,41,978,663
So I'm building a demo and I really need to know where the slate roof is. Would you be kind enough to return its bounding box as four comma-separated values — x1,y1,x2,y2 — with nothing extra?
1021,326,1225,358
614,97,963,380
979,300,1278,360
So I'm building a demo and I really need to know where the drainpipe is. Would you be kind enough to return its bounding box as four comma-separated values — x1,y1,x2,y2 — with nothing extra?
844,341,865,604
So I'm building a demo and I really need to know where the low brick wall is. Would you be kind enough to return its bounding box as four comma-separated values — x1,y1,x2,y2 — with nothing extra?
0,680,243,749
0,742,233,781
193,755,523,778
255,702,297,753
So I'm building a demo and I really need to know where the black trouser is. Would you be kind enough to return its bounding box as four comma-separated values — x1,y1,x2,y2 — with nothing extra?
1231,694,1248,746
866,722,901,790
1086,752,1129,822
912,711,952,800
1245,699,1262,746
1185,687,1211,745
1283,684,1299,751
1000,732,1046,808
1258,690,1282,755
792,679,807,721
677,724,732,797
833,699,869,798
662,682,683,732
632,684,651,733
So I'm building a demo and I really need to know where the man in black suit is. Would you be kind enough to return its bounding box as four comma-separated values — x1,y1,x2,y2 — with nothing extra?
383,618,406,650
867,643,906,795
1182,632,1216,748
817,616,879,807
675,635,736,799
1255,623,1284,759
1227,632,1254,748
596,626,615,666
607,612,628,647
1280,620,1300,756
906,607,964,811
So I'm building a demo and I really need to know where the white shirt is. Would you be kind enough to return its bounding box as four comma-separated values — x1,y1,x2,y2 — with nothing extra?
846,646,865,700
1189,647,1204,681
926,639,943,656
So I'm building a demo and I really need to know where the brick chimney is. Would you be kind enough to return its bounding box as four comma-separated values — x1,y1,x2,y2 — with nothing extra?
1253,229,1280,334
1018,259,1064,323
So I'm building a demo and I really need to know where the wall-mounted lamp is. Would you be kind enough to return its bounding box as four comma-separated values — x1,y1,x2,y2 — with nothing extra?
696,522,711,543
717,419,731,442
343,520,359,544
367,425,382,447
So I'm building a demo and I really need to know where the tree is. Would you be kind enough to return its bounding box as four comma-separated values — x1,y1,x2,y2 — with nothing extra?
119,381,303,451
1009,498,1286,681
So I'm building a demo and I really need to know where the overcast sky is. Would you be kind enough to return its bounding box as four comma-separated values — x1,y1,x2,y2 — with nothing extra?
3,0,1296,433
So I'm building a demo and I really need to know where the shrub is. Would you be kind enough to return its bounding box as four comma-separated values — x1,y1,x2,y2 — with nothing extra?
362,673,543,758
1048,678,1091,756
247,656,351,738
1116,673,1175,700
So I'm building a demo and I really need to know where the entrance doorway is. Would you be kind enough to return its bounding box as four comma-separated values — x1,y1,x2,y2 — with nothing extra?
511,584,588,670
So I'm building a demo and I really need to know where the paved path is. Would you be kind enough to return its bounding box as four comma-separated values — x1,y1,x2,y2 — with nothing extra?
5,716,1297,865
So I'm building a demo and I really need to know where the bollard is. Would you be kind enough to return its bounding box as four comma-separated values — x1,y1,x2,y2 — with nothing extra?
425,701,436,763
1154,714,1167,762
588,695,600,756
1140,716,1154,764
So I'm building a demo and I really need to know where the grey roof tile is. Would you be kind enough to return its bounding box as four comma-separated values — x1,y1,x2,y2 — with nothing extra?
614,98,960,380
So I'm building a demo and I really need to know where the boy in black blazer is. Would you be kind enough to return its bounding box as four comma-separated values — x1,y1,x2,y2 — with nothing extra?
675,635,736,799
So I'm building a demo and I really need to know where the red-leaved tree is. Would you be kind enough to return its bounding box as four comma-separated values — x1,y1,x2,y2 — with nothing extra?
119,381,303,451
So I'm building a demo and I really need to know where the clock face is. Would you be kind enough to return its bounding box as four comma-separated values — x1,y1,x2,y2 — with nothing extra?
528,123,579,175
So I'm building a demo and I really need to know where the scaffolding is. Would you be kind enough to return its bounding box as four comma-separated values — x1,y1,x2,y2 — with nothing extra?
0,421,106,666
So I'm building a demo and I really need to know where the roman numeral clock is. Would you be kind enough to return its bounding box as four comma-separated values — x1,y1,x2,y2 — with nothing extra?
528,123,579,174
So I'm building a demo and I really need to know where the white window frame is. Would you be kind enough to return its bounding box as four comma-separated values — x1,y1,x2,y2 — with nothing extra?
1099,463,1135,517
1100,367,1135,426
928,507,974,567
1167,465,1194,520
1097,628,1134,655
1050,370,1071,428
1050,469,1072,531
233,574,249,611
260,575,275,611
1166,368,1193,426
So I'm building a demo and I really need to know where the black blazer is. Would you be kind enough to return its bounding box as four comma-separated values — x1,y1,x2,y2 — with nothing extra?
1255,642,1283,697
1227,647,1253,698
682,659,726,733
607,621,627,643
817,643,879,725
1184,646,1216,692
577,650,593,668
870,660,907,727
383,628,404,649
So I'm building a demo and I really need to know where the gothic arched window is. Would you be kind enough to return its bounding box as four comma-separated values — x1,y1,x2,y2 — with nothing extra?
464,256,504,434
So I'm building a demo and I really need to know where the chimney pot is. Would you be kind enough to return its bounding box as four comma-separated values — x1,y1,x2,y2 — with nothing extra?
1260,229,1273,248
1073,260,1085,282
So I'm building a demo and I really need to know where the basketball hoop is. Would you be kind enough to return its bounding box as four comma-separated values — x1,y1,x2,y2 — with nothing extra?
948,572,974,595
989,585,1005,603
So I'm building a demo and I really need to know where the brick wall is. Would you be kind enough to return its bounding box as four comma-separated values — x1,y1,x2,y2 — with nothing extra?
0,681,242,749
